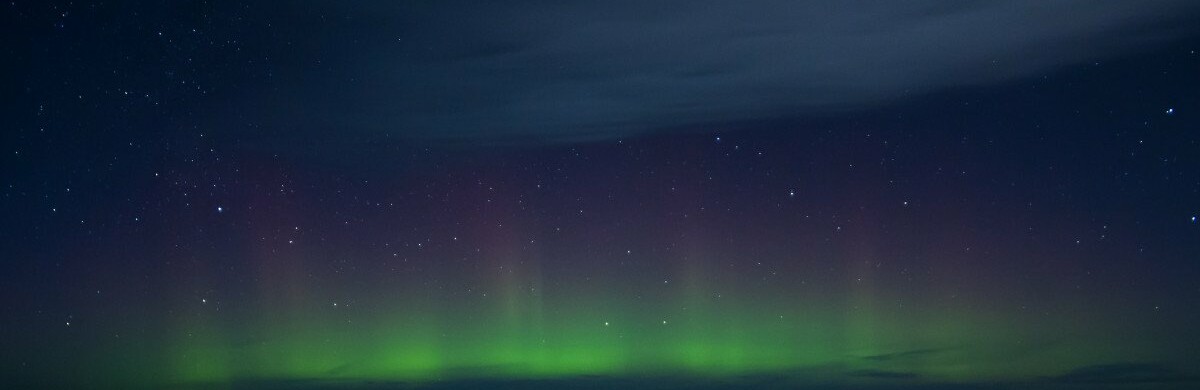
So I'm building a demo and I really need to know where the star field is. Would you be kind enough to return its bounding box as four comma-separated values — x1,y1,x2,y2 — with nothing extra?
3,2,1200,390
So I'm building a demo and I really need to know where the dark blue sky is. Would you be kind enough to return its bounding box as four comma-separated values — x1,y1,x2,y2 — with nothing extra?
4,2,1200,389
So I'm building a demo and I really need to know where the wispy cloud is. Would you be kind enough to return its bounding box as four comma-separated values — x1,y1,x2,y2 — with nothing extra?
1042,362,1199,384
860,347,951,362
848,369,921,379
250,1,1200,144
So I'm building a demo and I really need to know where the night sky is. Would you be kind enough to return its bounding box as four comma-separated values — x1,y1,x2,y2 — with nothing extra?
4,2,1200,389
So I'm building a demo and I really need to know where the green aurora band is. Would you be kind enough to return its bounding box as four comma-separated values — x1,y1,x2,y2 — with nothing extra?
56,251,1177,389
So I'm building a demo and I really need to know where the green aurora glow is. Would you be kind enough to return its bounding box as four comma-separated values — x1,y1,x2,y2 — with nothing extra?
53,261,1180,389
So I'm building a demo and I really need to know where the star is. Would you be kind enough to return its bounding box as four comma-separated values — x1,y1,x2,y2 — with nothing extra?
216,206,224,213
1165,108,1174,115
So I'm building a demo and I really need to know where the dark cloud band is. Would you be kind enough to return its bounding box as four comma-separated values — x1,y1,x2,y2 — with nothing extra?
250,1,1200,143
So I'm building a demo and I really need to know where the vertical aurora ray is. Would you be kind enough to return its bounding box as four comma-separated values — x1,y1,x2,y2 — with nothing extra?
40,247,1200,389
8,2,1200,390
55,179,1195,390
8,63,1195,390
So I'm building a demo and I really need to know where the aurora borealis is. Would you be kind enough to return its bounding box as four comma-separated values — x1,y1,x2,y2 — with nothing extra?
5,1,1200,389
